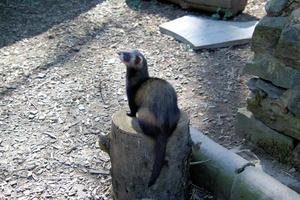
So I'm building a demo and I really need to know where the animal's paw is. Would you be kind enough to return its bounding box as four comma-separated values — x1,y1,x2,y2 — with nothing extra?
164,160,169,167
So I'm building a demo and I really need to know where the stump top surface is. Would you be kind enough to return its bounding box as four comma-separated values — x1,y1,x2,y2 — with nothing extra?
112,110,189,136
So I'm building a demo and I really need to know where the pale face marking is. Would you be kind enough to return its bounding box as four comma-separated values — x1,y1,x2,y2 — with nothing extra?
118,50,144,69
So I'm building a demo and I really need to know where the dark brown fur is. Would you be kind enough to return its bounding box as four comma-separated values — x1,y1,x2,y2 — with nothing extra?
118,50,180,187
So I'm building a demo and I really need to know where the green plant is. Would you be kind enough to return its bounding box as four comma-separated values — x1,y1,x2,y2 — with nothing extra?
223,10,233,20
211,8,233,20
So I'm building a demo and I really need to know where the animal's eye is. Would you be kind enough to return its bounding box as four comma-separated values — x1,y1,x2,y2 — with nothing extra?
123,53,131,62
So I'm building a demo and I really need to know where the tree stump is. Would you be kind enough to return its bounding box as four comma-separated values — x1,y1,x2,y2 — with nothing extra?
99,110,191,200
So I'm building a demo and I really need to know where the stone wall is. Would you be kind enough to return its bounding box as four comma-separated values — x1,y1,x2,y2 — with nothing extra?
236,0,300,170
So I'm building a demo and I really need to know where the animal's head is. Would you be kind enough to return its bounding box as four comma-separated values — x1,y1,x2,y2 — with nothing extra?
117,49,147,69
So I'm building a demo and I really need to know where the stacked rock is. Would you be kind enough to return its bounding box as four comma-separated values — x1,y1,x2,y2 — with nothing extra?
236,0,300,170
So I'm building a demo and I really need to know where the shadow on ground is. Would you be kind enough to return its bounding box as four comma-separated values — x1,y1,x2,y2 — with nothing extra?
124,0,257,146
189,47,249,146
0,0,104,48
0,20,110,99
0,0,110,99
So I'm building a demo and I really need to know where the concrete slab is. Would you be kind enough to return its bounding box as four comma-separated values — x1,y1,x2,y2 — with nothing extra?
159,15,258,49
230,166,300,200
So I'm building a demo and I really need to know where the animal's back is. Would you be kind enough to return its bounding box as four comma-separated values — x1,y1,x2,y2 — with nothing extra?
135,78,180,135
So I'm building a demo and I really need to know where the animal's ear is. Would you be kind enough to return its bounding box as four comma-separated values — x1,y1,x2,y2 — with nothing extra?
135,55,142,65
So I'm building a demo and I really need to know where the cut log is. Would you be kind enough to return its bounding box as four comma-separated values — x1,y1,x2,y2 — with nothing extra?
163,0,248,15
101,110,191,200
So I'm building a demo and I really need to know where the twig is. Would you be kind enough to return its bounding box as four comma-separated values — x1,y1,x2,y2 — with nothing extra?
66,146,78,154
99,80,107,105
69,121,80,128
236,149,260,161
190,183,204,191
190,159,210,165
236,163,255,173
43,132,57,140
29,101,38,110
282,170,295,178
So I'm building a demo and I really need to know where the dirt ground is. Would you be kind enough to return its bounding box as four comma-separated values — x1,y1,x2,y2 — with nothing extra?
0,0,266,199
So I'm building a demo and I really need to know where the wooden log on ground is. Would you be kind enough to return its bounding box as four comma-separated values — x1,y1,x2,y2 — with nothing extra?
100,110,191,200
163,0,248,15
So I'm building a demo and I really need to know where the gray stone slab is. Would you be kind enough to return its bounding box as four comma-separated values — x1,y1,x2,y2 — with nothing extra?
247,78,285,99
251,16,288,54
265,0,290,17
282,86,300,120
159,15,258,49
236,107,295,163
275,23,300,69
248,102,300,142
244,53,300,89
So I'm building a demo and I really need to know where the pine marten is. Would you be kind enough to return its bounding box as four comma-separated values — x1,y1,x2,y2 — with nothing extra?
117,49,180,187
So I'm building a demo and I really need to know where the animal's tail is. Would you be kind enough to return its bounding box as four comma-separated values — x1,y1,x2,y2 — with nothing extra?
148,133,168,187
